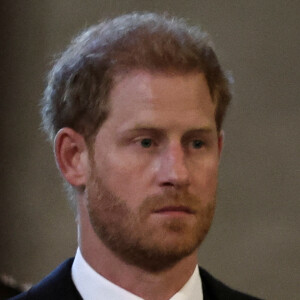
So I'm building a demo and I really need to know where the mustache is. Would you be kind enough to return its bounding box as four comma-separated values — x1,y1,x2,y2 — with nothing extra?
139,190,201,214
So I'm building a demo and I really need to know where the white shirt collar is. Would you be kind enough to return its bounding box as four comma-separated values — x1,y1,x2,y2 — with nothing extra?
72,248,203,300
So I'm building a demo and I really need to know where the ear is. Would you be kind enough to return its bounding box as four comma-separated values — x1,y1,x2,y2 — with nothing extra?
54,128,89,187
218,130,224,158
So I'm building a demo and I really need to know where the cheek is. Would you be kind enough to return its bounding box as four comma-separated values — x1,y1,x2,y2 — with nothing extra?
191,158,219,196
95,151,152,204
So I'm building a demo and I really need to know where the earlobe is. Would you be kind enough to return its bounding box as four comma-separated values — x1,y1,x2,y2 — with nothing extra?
54,128,89,188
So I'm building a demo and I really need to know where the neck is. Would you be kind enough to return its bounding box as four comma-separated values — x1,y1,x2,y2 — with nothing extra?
77,199,198,300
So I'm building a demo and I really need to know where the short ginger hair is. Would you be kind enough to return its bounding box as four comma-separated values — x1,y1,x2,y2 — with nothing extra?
41,12,232,144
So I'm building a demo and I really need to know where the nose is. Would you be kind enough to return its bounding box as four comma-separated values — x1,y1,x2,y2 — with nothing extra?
157,142,190,188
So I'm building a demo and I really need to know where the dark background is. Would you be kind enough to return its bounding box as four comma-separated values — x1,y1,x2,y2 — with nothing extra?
1,1,299,299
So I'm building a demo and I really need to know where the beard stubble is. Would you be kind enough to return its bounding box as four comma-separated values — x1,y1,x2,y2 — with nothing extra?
86,166,216,273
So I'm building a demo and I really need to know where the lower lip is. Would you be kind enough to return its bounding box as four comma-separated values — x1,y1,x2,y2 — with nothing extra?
154,211,193,217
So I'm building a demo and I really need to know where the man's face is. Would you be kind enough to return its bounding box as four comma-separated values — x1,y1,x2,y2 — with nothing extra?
85,71,222,272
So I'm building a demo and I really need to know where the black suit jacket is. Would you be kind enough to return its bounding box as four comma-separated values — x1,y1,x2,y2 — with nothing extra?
9,258,262,300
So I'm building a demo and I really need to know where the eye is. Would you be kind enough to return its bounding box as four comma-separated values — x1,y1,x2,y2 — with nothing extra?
140,138,153,148
192,140,204,149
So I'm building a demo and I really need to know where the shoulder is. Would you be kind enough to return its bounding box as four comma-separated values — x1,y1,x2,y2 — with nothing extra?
8,258,82,300
199,267,263,300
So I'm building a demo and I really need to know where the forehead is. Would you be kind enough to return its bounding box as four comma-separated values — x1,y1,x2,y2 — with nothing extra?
104,70,216,132
115,70,209,100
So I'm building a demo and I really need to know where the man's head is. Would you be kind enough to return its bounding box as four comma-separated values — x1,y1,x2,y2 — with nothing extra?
44,13,232,272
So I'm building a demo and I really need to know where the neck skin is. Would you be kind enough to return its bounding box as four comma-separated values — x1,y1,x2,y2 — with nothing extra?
77,199,198,300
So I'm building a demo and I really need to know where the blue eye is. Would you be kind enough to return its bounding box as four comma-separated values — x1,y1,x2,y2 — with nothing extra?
140,138,152,148
192,140,204,149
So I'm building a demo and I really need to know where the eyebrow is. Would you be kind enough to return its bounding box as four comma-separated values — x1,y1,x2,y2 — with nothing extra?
119,125,215,136
182,128,216,140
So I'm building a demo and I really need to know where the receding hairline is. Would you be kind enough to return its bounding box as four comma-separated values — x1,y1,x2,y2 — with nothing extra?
42,12,231,143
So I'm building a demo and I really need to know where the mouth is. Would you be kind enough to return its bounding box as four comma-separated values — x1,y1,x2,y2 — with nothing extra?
153,206,195,215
